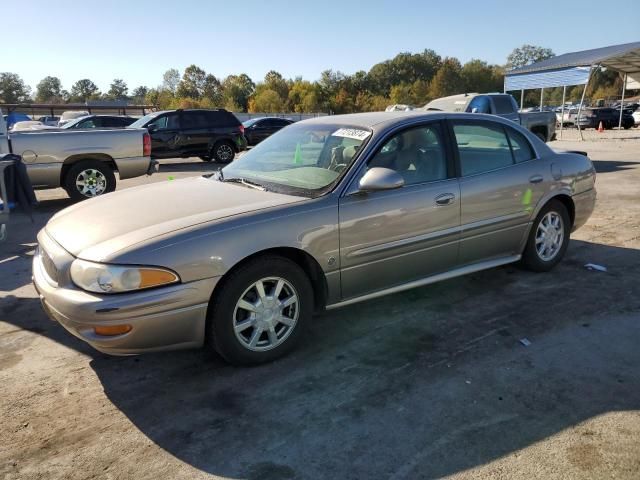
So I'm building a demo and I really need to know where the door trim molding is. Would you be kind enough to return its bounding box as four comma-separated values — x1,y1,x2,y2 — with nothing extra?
326,255,521,310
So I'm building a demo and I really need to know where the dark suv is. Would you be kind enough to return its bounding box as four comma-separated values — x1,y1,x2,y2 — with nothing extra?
128,109,247,162
576,108,635,130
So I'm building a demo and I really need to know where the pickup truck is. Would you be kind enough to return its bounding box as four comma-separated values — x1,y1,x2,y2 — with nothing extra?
0,109,156,201
424,93,557,142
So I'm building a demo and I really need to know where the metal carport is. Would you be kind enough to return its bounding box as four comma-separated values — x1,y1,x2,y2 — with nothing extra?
504,41,640,139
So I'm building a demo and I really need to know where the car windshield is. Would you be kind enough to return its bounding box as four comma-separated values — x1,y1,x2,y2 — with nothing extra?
220,122,371,197
61,116,89,129
128,112,161,129
243,118,262,127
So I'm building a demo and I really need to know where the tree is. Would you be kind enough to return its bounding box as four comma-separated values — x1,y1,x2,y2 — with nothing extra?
264,70,289,101
162,68,180,94
506,45,554,70
35,76,64,103
176,65,207,99
0,72,31,103
202,74,223,106
287,79,319,112
107,78,128,99
132,86,149,103
461,59,503,93
221,74,255,111
389,83,413,105
69,79,100,102
428,58,464,98
249,88,284,112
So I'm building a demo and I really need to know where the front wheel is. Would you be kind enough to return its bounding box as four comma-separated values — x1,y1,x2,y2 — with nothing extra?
207,256,314,365
64,159,116,201
521,200,570,272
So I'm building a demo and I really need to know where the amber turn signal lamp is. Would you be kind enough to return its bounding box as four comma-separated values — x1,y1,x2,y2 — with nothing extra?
139,269,179,289
94,324,132,336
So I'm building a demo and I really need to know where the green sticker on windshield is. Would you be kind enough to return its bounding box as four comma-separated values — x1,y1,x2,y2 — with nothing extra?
294,142,303,164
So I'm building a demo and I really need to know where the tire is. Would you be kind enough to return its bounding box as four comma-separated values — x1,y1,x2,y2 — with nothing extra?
521,200,570,272
64,159,116,202
211,141,236,163
534,132,546,142
207,255,314,365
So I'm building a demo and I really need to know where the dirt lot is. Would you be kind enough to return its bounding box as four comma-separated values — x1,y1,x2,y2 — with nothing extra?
1,138,640,480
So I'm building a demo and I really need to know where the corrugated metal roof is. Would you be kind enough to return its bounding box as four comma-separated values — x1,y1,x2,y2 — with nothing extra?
507,41,640,75
505,66,591,90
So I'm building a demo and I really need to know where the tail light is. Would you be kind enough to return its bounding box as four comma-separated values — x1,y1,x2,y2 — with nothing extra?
143,132,151,156
239,124,245,134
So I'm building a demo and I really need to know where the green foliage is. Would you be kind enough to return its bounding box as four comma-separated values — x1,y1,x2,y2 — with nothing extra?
506,44,555,70
35,76,64,103
131,86,149,104
162,69,180,94
107,79,128,100
0,72,31,103
428,58,464,98
221,74,255,111
176,65,207,99
69,79,100,102
250,88,284,112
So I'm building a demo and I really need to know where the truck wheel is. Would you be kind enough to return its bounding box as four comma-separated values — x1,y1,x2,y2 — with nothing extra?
64,159,116,201
534,132,546,142
211,141,236,163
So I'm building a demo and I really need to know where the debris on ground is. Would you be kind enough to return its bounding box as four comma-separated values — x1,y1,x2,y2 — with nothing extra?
519,338,532,347
584,263,607,272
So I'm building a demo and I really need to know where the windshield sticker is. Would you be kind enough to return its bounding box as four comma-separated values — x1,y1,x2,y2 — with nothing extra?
331,128,371,141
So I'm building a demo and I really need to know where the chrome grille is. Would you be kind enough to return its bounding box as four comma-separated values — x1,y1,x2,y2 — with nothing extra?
40,247,59,283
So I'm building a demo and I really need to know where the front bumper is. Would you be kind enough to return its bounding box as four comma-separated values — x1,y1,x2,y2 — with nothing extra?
32,230,219,355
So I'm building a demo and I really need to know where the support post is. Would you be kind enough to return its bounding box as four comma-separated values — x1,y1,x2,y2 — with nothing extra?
540,88,544,111
576,65,595,141
618,73,627,129
560,85,566,140
520,89,524,110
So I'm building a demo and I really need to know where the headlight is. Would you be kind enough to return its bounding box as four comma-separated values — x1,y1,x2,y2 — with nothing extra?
70,259,179,293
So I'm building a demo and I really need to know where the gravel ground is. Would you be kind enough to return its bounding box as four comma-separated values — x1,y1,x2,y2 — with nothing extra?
1,139,640,480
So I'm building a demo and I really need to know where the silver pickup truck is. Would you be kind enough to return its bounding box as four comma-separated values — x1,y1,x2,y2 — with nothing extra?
0,109,156,201
424,93,557,142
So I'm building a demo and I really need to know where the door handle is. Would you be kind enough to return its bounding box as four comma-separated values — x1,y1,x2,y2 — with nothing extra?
435,193,455,206
529,174,543,184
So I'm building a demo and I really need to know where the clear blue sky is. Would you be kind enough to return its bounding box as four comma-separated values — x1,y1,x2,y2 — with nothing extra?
5,0,639,92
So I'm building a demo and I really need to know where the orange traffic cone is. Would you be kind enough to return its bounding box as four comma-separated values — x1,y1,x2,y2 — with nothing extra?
598,121,604,133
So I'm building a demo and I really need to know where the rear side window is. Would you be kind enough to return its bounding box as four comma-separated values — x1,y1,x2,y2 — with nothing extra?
466,96,491,114
453,123,513,176
505,128,535,163
206,111,241,127
182,111,210,129
493,95,515,114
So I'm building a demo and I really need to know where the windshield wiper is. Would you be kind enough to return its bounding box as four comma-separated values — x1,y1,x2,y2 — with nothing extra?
222,177,267,191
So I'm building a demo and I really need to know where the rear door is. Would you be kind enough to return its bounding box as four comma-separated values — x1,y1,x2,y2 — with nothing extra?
338,121,461,299
180,111,211,157
147,112,181,158
450,119,547,265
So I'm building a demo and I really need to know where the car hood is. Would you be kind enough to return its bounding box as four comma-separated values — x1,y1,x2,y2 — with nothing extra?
45,176,305,261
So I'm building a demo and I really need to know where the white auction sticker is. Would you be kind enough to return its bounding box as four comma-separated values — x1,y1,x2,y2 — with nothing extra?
331,128,371,141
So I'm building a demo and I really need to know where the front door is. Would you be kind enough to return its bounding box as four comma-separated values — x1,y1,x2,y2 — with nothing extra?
148,112,181,158
339,121,461,300
450,120,547,265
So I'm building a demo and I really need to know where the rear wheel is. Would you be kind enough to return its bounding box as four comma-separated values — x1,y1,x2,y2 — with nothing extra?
207,256,313,365
211,141,235,163
64,159,116,201
521,200,570,272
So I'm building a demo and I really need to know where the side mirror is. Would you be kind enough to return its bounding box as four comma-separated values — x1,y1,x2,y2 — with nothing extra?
358,167,404,192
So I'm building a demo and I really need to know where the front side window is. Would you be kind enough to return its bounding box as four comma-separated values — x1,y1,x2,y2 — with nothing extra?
221,123,371,196
453,123,513,176
148,113,179,130
365,124,448,185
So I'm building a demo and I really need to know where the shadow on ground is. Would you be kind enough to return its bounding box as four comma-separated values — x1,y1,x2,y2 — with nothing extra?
3,226,640,478
591,159,640,173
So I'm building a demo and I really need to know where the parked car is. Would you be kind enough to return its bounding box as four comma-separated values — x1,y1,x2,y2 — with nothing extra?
633,109,640,126
556,108,580,127
62,115,136,129
33,112,596,365
243,117,293,145
57,111,90,127
37,115,60,126
424,93,557,142
3,112,31,129
576,108,635,129
127,109,247,162
0,109,156,201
